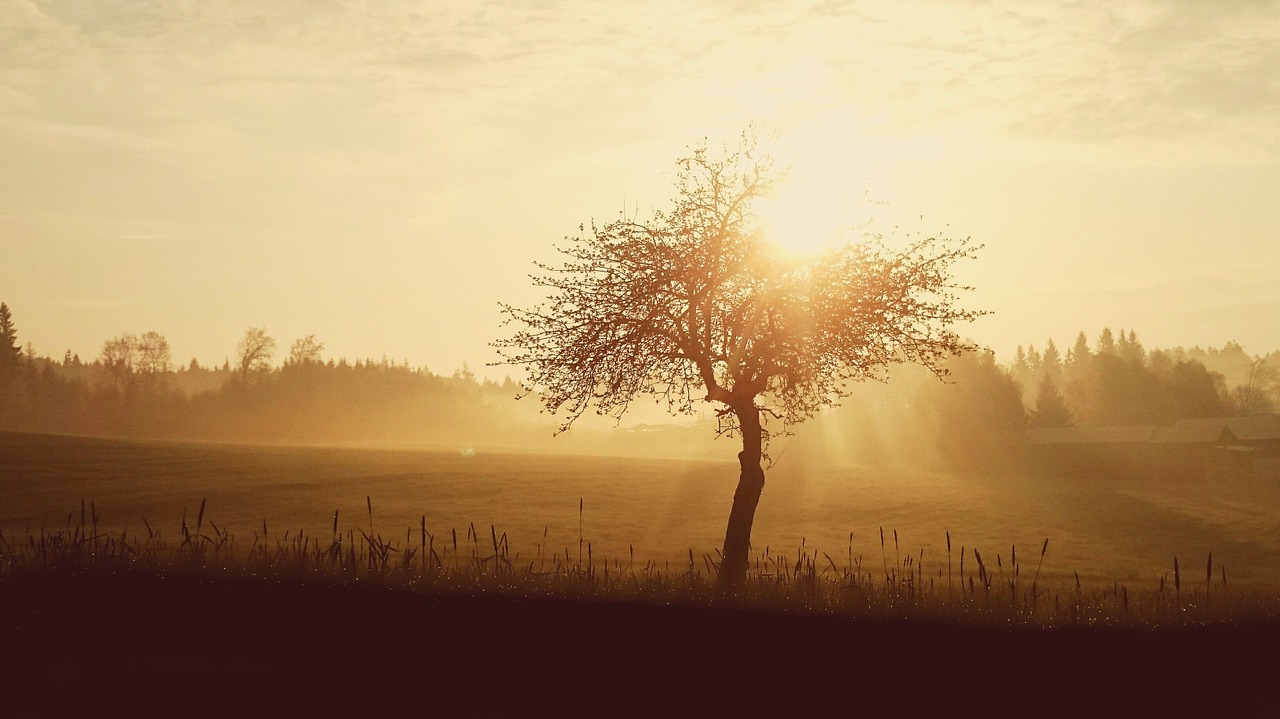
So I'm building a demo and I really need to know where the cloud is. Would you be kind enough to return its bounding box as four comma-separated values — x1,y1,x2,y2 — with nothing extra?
3,0,1277,366
6,0,1269,170
1000,1,1280,161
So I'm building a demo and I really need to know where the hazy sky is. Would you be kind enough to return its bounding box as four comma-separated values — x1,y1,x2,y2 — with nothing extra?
3,0,1278,374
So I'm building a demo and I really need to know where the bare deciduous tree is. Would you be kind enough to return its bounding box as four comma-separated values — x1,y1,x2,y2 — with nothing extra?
99,330,171,395
236,327,277,381
286,335,325,367
100,334,139,395
494,131,985,590
1232,358,1278,415
138,331,172,376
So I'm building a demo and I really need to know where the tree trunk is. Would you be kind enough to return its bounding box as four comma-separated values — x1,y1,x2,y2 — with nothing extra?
716,405,765,592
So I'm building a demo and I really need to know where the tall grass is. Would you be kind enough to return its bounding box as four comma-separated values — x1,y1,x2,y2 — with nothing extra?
2,499,1277,628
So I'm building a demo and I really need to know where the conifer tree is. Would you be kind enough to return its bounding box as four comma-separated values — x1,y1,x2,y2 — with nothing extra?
1096,327,1116,356
1041,338,1063,383
0,302,21,371
1064,330,1093,420
1030,373,1073,428
1120,329,1146,366
1067,331,1091,371
1012,345,1029,375
1026,344,1043,377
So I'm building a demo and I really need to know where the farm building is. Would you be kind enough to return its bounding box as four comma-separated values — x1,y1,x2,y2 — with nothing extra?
1027,414,1280,480
1191,414,1280,477
1025,425,1156,478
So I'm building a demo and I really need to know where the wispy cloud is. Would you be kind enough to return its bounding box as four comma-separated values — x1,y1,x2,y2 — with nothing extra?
2,0,1276,365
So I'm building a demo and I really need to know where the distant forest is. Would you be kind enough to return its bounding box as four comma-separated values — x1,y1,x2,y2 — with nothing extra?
0,302,535,447
1,301,1277,466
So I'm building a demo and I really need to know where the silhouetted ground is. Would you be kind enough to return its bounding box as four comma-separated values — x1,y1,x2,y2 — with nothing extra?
2,571,1275,715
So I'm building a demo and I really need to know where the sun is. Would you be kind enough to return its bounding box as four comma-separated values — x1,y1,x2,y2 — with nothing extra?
754,172,860,259
750,120,877,260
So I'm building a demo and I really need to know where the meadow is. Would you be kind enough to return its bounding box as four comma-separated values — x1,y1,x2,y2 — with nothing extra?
4,429,1280,712
4,429,1280,592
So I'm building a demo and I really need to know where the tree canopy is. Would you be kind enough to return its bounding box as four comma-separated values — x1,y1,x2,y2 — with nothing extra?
495,130,985,588
496,132,984,443
236,327,277,381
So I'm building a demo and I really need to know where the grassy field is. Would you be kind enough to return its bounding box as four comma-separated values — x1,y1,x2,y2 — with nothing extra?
4,429,1280,590
4,430,1280,712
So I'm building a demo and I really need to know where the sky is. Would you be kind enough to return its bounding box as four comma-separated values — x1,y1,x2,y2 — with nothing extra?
3,0,1278,376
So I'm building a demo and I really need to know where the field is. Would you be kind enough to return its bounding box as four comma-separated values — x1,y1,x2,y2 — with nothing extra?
4,430,1280,588
4,430,1280,712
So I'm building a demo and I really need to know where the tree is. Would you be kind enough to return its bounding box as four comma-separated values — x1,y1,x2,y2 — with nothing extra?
923,350,1027,469
1095,327,1116,356
0,302,21,373
285,335,325,367
1230,357,1278,415
1154,355,1226,421
236,328,277,381
100,334,140,395
1010,344,1031,400
1063,331,1093,415
1011,345,1029,377
1029,374,1073,428
1066,331,1091,373
0,303,22,427
1121,329,1146,366
1026,344,1042,378
137,331,172,376
494,131,985,590
452,362,477,384
1041,338,1063,384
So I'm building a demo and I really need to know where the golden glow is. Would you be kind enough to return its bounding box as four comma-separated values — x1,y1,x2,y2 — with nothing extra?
753,116,878,259
3,3,1279,368
754,169,859,259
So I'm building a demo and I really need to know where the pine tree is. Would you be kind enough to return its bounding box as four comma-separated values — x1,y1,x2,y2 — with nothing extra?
1011,344,1031,399
1041,338,1063,382
1096,327,1116,356
1064,330,1094,421
1068,331,1091,371
1027,344,1043,377
1012,345,1029,376
1120,329,1146,366
0,301,19,360
1030,374,1073,428
0,302,20,369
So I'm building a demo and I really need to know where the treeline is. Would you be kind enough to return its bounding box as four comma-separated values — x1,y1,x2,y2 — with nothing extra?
787,329,1278,472
1011,329,1279,428
2,300,1277,468
0,303,538,446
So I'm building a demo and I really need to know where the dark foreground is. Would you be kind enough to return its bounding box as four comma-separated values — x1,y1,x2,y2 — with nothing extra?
2,571,1276,716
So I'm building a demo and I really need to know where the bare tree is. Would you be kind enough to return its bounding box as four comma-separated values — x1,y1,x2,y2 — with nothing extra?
137,331,172,375
494,131,985,590
100,331,169,394
100,334,139,395
1231,357,1278,415
285,335,325,367
236,327,277,381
